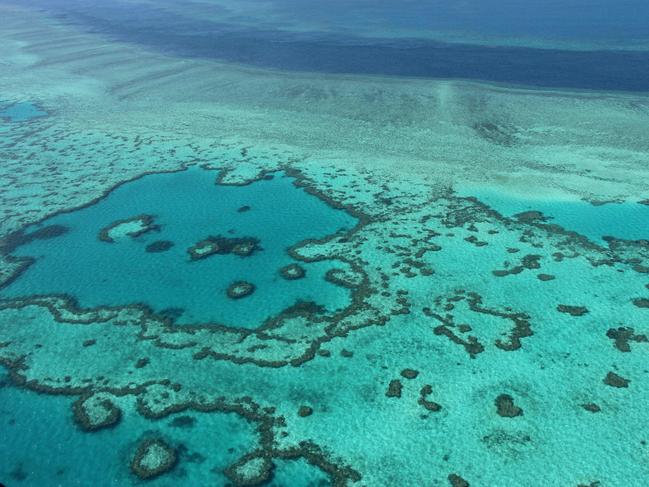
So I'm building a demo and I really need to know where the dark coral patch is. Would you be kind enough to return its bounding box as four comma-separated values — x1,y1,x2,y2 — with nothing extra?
537,273,555,281
418,385,442,412
135,358,150,369
433,324,484,357
522,254,543,269
582,403,601,413
130,438,178,480
514,210,547,223
400,368,419,379
232,241,259,257
448,473,470,487
280,263,306,280
632,298,649,308
145,240,174,253
557,304,589,316
226,281,255,300
606,327,648,352
187,235,260,260
1,224,68,254
298,406,314,417
158,308,185,322
288,300,326,315
386,379,403,398
427,291,531,356
495,394,523,417
603,371,630,388
464,235,488,247
492,254,542,277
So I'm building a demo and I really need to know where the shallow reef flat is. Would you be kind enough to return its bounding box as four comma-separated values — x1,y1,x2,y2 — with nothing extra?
1,3,649,487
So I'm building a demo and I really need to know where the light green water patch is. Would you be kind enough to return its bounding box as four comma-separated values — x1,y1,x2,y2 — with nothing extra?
457,186,649,243
0,100,47,122
1,166,356,328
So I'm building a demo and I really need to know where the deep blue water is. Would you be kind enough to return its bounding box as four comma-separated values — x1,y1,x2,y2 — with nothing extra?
254,0,649,43
2,168,356,327
16,0,649,91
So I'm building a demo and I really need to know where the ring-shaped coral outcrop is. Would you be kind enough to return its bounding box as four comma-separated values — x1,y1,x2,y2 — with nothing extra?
187,235,261,261
279,263,306,280
98,214,159,243
130,438,178,480
227,281,256,300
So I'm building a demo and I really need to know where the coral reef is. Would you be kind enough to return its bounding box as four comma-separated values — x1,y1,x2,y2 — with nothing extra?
187,236,260,261
226,281,256,300
99,215,158,243
279,263,306,280
130,438,178,480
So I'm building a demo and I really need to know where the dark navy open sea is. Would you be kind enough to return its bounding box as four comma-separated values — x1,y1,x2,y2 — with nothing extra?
20,0,649,91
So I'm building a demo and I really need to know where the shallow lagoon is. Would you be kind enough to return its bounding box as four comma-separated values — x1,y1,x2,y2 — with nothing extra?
2,167,356,327
0,371,266,486
459,187,649,243
0,369,331,486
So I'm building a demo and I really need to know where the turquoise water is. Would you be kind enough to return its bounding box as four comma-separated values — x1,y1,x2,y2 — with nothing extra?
460,188,649,242
0,370,331,486
2,167,356,327
2,1,649,485
0,371,262,486
0,101,46,122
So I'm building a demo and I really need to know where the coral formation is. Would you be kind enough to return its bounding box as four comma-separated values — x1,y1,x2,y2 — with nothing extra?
187,236,260,261
130,438,178,480
226,281,256,300
279,263,306,280
99,215,158,243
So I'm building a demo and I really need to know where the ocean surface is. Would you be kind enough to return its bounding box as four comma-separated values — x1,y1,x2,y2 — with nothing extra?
1,1,649,486
15,0,649,91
